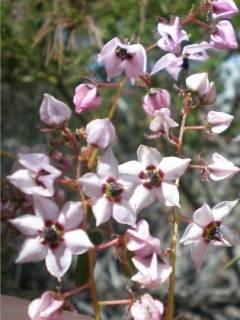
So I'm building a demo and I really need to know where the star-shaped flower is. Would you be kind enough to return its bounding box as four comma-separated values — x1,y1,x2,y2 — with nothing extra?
149,108,178,136
119,145,191,212
79,148,137,226
180,200,238,272
10,196,93,279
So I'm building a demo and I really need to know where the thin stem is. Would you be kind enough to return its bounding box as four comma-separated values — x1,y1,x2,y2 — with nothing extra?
63,283,89,298
97,82,121,88
108,78,126,120
98,299,132,306
146,42,157,51
61,127,79,155
96,238,120,251
1,150,16,160
88,249,101,320
176,112,188,156
87,148,99,170
188,164,207,170
190,17,213,31
184,125,205,131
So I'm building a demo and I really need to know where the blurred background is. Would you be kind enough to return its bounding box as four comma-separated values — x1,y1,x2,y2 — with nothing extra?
1,0,240,319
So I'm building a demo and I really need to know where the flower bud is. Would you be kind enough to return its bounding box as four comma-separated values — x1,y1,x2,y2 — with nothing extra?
39,94,71,126
208,152,240,181
150,108,178,136
86,118,117,149
73,84,101,113
212,0,239,20
210,20,238,50
207,111,234,133
142,89,171,116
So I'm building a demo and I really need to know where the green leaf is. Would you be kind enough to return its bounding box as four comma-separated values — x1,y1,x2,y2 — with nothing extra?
75,253,89,286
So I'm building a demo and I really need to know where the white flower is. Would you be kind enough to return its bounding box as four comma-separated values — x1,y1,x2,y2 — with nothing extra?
207,111,234,134
150,108,178,136
208,153,240,181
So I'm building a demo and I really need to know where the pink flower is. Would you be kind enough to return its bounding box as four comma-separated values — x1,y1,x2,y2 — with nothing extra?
73,84,101,113
131,251,172,288
180,200,238,272
7,153,61,197
142,89,171,116
79,148,137,226
86,118,117,149
210,20,238,50
130,293,164,320
119,145,191,212
40,94,71,126
28,291,64,320
186,73,216,105
151,42,211,80
98,37,147,83
10,196,93,279
150,108,178,136
207,111,234,133
212,0,239,20
157,17,189,54
208,152,240,181
126,219,161,258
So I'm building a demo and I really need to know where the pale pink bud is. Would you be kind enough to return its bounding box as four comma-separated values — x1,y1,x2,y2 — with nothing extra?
74,84,101,113
212,0,239,20
186,73,217,105
40,94,71,126
210,20,238,50
130,293,164,320
142,89,171,116
86,118,117,149
98,37,147,83
208,152,240,181
150,108,178,136
207,111,234,133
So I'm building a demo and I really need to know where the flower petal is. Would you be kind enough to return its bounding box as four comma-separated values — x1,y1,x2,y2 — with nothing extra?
10,214,44,236
159,157,191,180
137,145,162,167
45,245,72,279
212,199,238,222
97,147,118,179
64,229,93,254
191,239,208,272
33,195,59,222
16,238,47,263
18,153,50,172
179,223,203,245
58,201,83,231
130,184,154,213
118,161,143,176
92,196,113,226
156,182,180,207
193,202,213,227
7,169,36,195
112,200,137,226
79,172,102,199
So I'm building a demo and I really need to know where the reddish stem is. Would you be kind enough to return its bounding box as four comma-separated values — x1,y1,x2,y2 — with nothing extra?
188,164,207,169
98,299,132,306
96,238,121,251
62,283,89,298
184,125,205,131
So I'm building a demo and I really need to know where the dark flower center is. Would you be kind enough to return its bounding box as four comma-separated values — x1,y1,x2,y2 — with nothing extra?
139,165,164,190
35,169,50,188
102,177,123,202
203,221,223,242
115,46,134,61
41,220,64,248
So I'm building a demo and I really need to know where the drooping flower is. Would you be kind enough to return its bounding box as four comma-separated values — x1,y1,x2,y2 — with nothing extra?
28,291,64,320
126,219,161,258
73,84,101,113
39,94,71,126
130,293,164,320
98,37,147,83
180,200,238,272
186,73,216,105
142,89,171,116
79,148,137,226
151,42,212,80
207,152,240,181
86,118,117,149
149,108,178,136
131,251,172,288
206,111,234,133
119,145,191,212
212,0,239,20
210,20,238,50
10,196,93,279
7,153,61,197
157,16,189,54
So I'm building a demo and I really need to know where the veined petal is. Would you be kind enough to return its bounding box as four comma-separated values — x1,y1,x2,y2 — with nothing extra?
118,160,143,176
130,184,154,213
33,195,59,222
179,223,203,245
58,201,83,231
79,172,102,199
112,200,137,226
151,53,178,75
137,145,162,167
92,196,113,226
97,147,119,179
16,237,47,263
212,199,238,222
10,214,44,236
191,239,208,272
159,157,191,180
64,229,93,254
158,182,180,207
45,245,72,279
7,169,36,194
193,202,213,227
